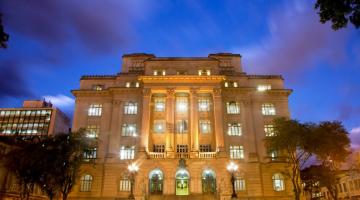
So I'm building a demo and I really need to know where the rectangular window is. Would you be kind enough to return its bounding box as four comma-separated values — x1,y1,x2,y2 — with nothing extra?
264,124,275,136
83,148,97,161
227,123,242,136
119,179,131,191
119,146,135,160
262,103,276,115
86,125,99,138
176,120,188,133
199,144,211,152
198,99,210,112
226,102,240,114
153,120,165,133
267,148,278,161
125,82,131,88
257,84,271,91
121,124,137,137
176,145,188,153
198,69,211,76
235,179,246,191
154,98,165,112
230,145,244,159
153,144,165,152
88,104,102,116
153,70,166,76
176,97,188,113
93,85,104,90
124,102,138,115
199,120,211,134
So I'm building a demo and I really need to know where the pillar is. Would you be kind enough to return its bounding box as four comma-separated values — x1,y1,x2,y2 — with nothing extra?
140,88,151,153
213,88,225,155
166,88,175,156
190,88,199,153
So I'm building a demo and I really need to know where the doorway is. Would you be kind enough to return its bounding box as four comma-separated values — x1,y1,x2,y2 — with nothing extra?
175,169,189,195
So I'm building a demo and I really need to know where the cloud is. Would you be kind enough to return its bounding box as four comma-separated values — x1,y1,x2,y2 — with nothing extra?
350,127,360,148
236,0,350,77
42,94,74,108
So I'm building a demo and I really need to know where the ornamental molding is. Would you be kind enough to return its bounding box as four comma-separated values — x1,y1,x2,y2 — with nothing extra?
138,75,225,84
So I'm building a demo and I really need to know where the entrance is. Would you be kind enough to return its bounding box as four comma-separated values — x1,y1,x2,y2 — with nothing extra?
202,169,216,194
175,169,189,195
149,169,163,194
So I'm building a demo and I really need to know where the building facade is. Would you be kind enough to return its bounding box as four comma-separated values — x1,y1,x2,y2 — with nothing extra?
70,53,293,200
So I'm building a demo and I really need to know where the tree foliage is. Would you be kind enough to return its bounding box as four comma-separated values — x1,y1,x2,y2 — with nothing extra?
0,14,9,48
315,0,360,30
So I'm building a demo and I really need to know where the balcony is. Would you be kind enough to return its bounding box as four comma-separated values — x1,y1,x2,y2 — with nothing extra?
148,152,166,159
198,152,217,158
176,153,189,159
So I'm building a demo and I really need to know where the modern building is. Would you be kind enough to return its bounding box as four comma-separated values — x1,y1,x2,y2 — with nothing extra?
70,53,293,200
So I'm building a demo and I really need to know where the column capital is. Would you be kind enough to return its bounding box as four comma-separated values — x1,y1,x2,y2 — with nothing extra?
190,87,199,95
142,88,151,97
166,88,175,97
213,88,222,97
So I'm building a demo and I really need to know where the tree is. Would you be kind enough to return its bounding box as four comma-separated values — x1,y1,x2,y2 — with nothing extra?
315,0,360,30
0,14,9,48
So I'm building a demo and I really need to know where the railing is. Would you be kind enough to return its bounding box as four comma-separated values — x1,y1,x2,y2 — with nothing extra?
199,152,217,158
176,153,189,159
148,152,166,159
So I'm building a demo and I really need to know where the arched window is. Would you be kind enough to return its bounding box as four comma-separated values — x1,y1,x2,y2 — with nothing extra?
202,169,216,193
272,173,285,191
80,174,93,192
149,169,164,194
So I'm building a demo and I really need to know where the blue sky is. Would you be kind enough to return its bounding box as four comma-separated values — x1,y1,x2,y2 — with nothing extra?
0,0,359,145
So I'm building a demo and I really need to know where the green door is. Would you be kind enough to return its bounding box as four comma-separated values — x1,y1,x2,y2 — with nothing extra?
176,178,189,195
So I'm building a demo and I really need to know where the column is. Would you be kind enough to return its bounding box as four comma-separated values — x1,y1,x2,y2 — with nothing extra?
166,88,175,156
190,88,199,153
213,88,225,155
140,88,151,153
108,100,121,157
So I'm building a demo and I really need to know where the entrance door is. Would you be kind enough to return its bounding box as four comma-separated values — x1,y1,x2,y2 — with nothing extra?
175,169,189,195
149,169,163,195
202,170,216,194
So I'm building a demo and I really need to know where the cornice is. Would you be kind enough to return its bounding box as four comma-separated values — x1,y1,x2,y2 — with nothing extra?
72,88,142,97
138,75,225,84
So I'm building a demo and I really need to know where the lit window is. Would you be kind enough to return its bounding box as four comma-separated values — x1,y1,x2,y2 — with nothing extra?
154,70,165,76
199,144,211,152
206,70,211,75
176,120,188,133
198,99,210,112
199,120,211,134
262,103,276,115
227,123,242,136
272,173,285,191
154,120,165,133
135,82,140,87
264,124,275,136
224,82,229,87
86,125,99,138
93,85,104,90
176,97,188,113
198,69,211,76
88,104,102,116
154,98,165,112
230,145,244,159
119,179,131,191
119,146,135,160
226,102,240,114
83,148,97,161
122,124,137,136
80,174,93,192
126,82,131,88
257,84,271,91
153,144,165,152
235,178,246,191
233,82,238,87
124,102,138,115
267,148,278,161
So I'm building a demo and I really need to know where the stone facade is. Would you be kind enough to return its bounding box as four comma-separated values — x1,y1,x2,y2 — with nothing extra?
70,53,294,200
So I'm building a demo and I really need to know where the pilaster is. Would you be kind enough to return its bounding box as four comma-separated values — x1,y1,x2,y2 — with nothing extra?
140,88,151,154
166,88,175,157
190,88,199,157
213,88,226,156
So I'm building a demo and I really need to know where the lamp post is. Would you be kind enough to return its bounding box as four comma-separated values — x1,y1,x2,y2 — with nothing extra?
128,163,139,200
227,162,238,199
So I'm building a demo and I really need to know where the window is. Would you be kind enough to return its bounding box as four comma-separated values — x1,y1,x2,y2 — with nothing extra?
199,120,211,134
233,82,238,87
176,71,187,75
176,120,188,133
264,124,275,136
199,144,211,152
262,103,276,115
135,82,140,87
176,145,188,153
235,178,246,191
119,179,131,191
93,85,104,90
227,123,242,136
80,174,93,192
153,144,165,152
198,99,210,112
153,70,166,76
86,125,99,138
272,173,285,191
154,98,165,112
124,102,138,115
120,146,135,160
153,120,165,133
224,82,229,87
122,124,137,137
226,102,240,114
198,69,211,76
176,97,188,113
126,82,131,88
83,148,97,161
125,82,140,88
267,148,278,161
257,84,271,91
224,81,238,88
230,145,244,159
88,104,102,116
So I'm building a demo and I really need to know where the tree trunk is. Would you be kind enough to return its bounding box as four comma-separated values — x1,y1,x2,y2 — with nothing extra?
62,193,68,200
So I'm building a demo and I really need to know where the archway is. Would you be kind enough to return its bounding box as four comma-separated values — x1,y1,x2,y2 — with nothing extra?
149,169,163,194
202,169,216,194
175,169,190,195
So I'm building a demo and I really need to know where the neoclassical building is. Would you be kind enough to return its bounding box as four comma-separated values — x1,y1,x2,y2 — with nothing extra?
70,53,293,200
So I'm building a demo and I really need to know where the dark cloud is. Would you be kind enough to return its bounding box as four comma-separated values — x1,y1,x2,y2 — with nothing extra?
0,60,33,99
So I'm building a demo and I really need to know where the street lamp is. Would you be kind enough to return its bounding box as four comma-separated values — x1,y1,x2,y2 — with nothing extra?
128,163,139,200
227,162,238,199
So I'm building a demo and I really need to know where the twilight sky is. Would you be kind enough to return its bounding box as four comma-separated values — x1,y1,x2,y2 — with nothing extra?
0,0,359,145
